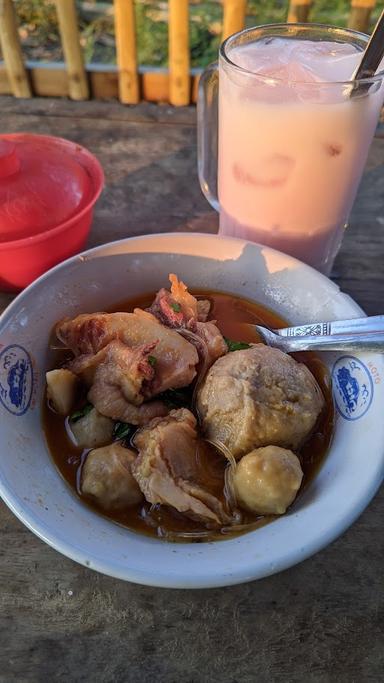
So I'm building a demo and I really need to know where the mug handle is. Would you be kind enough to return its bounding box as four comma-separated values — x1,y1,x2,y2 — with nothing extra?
197,62,220,212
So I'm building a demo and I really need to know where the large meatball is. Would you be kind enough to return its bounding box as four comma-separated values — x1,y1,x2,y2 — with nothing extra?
233,446,303,515
197,345,324,459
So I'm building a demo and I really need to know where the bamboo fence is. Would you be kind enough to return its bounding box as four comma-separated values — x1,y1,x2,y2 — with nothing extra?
0,0,378,105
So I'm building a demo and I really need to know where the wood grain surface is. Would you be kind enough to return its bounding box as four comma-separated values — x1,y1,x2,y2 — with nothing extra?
0,97,383,683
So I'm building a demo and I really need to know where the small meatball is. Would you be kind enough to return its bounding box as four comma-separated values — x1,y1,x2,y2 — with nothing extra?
233,446,303,515
197,345,324,459
46,369,78,415
69,407,114,448
82,443,143,510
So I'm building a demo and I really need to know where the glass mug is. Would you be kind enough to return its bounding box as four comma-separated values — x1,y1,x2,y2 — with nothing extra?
197,24,384,274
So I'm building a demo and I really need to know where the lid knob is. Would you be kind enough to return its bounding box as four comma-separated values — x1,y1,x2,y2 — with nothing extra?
0,140,20,178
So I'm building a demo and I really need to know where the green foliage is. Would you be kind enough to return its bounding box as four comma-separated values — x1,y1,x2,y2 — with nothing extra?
9,1,384,68
135,1,168,66
69,402,93,423
224,337,251,352
113,421,136,441
16,0,57,28
189,1,222,67
245,0,287,25
157,387,192,409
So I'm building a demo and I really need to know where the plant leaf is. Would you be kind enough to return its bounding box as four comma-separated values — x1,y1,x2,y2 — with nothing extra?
224,337,251,352
69,402,93,422
113,422,135,441
157,387,191,409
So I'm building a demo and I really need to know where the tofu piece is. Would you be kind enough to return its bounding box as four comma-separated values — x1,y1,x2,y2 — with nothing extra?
69,407,114,448
46,368,78,416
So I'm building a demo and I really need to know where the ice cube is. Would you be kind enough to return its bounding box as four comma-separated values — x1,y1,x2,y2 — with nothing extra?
229,37,296,74
260,60,321,83
229,37,363,84
291,40,362,81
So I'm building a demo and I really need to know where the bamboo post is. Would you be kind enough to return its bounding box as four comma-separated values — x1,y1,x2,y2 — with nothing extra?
0,0,31,97
222,0,247,40
287,0,313,23
168,0,190,106
55,0,89,100
114,0,139,104
348,0,376,33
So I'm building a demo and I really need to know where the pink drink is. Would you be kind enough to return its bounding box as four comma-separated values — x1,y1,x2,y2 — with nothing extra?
218,37,384,273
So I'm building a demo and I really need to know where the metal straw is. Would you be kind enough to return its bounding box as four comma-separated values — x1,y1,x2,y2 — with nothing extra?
352,9,384,81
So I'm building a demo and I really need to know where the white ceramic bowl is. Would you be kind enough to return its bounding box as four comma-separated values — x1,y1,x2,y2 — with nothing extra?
0,233,383,588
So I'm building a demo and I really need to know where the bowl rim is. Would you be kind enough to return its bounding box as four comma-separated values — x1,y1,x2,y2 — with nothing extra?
0,133,104,251
0,232,383,588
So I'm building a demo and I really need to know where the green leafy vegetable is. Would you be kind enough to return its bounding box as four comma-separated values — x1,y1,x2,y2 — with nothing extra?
113,422,136,441
170,301,181,313
69,402,93,423
224,337,251,353
148,355,157,367
157,388,191,409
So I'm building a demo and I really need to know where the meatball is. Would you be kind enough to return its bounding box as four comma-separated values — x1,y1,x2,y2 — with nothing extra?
233,446,303,515
197,345,324,459
70,407,114,449
81,443,143,510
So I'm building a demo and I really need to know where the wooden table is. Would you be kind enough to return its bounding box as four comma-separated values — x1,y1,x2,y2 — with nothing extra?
1,97,383,682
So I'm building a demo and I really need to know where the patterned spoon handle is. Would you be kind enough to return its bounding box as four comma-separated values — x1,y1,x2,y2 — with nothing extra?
274,316,384,338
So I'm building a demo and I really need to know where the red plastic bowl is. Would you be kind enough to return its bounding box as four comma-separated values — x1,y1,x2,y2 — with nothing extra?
0,134,104,291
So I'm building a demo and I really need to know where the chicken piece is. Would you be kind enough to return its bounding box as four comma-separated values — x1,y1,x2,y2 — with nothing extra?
195,321,228,362
169,274,211,322
56,310,198,394
147,274,198,327
88,382,168,425
147,274,227,366
81,443,143,510
69,407,114,448
169,273,199,321
87,351,168,425
68,340,156,403
131,409,230,526
233,446,303,515
68,339,167,425
177,322,227,370
197,345,325,459
148,285,211,326
196,299,211,322
46,368,78,415
66,349,106,386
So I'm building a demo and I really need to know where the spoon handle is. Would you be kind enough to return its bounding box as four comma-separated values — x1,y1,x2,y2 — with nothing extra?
274,315,384,338
352,9,384,80
249,316,384,352
269,332,384,353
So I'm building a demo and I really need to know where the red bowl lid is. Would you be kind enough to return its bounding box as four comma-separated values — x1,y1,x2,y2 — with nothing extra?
0,134,104,242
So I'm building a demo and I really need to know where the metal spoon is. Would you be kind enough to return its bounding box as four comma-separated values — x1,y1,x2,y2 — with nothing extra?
240,315,384,352
352,9,384,82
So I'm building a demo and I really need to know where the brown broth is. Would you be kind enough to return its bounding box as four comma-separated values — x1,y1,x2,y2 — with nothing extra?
42,291,334,542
